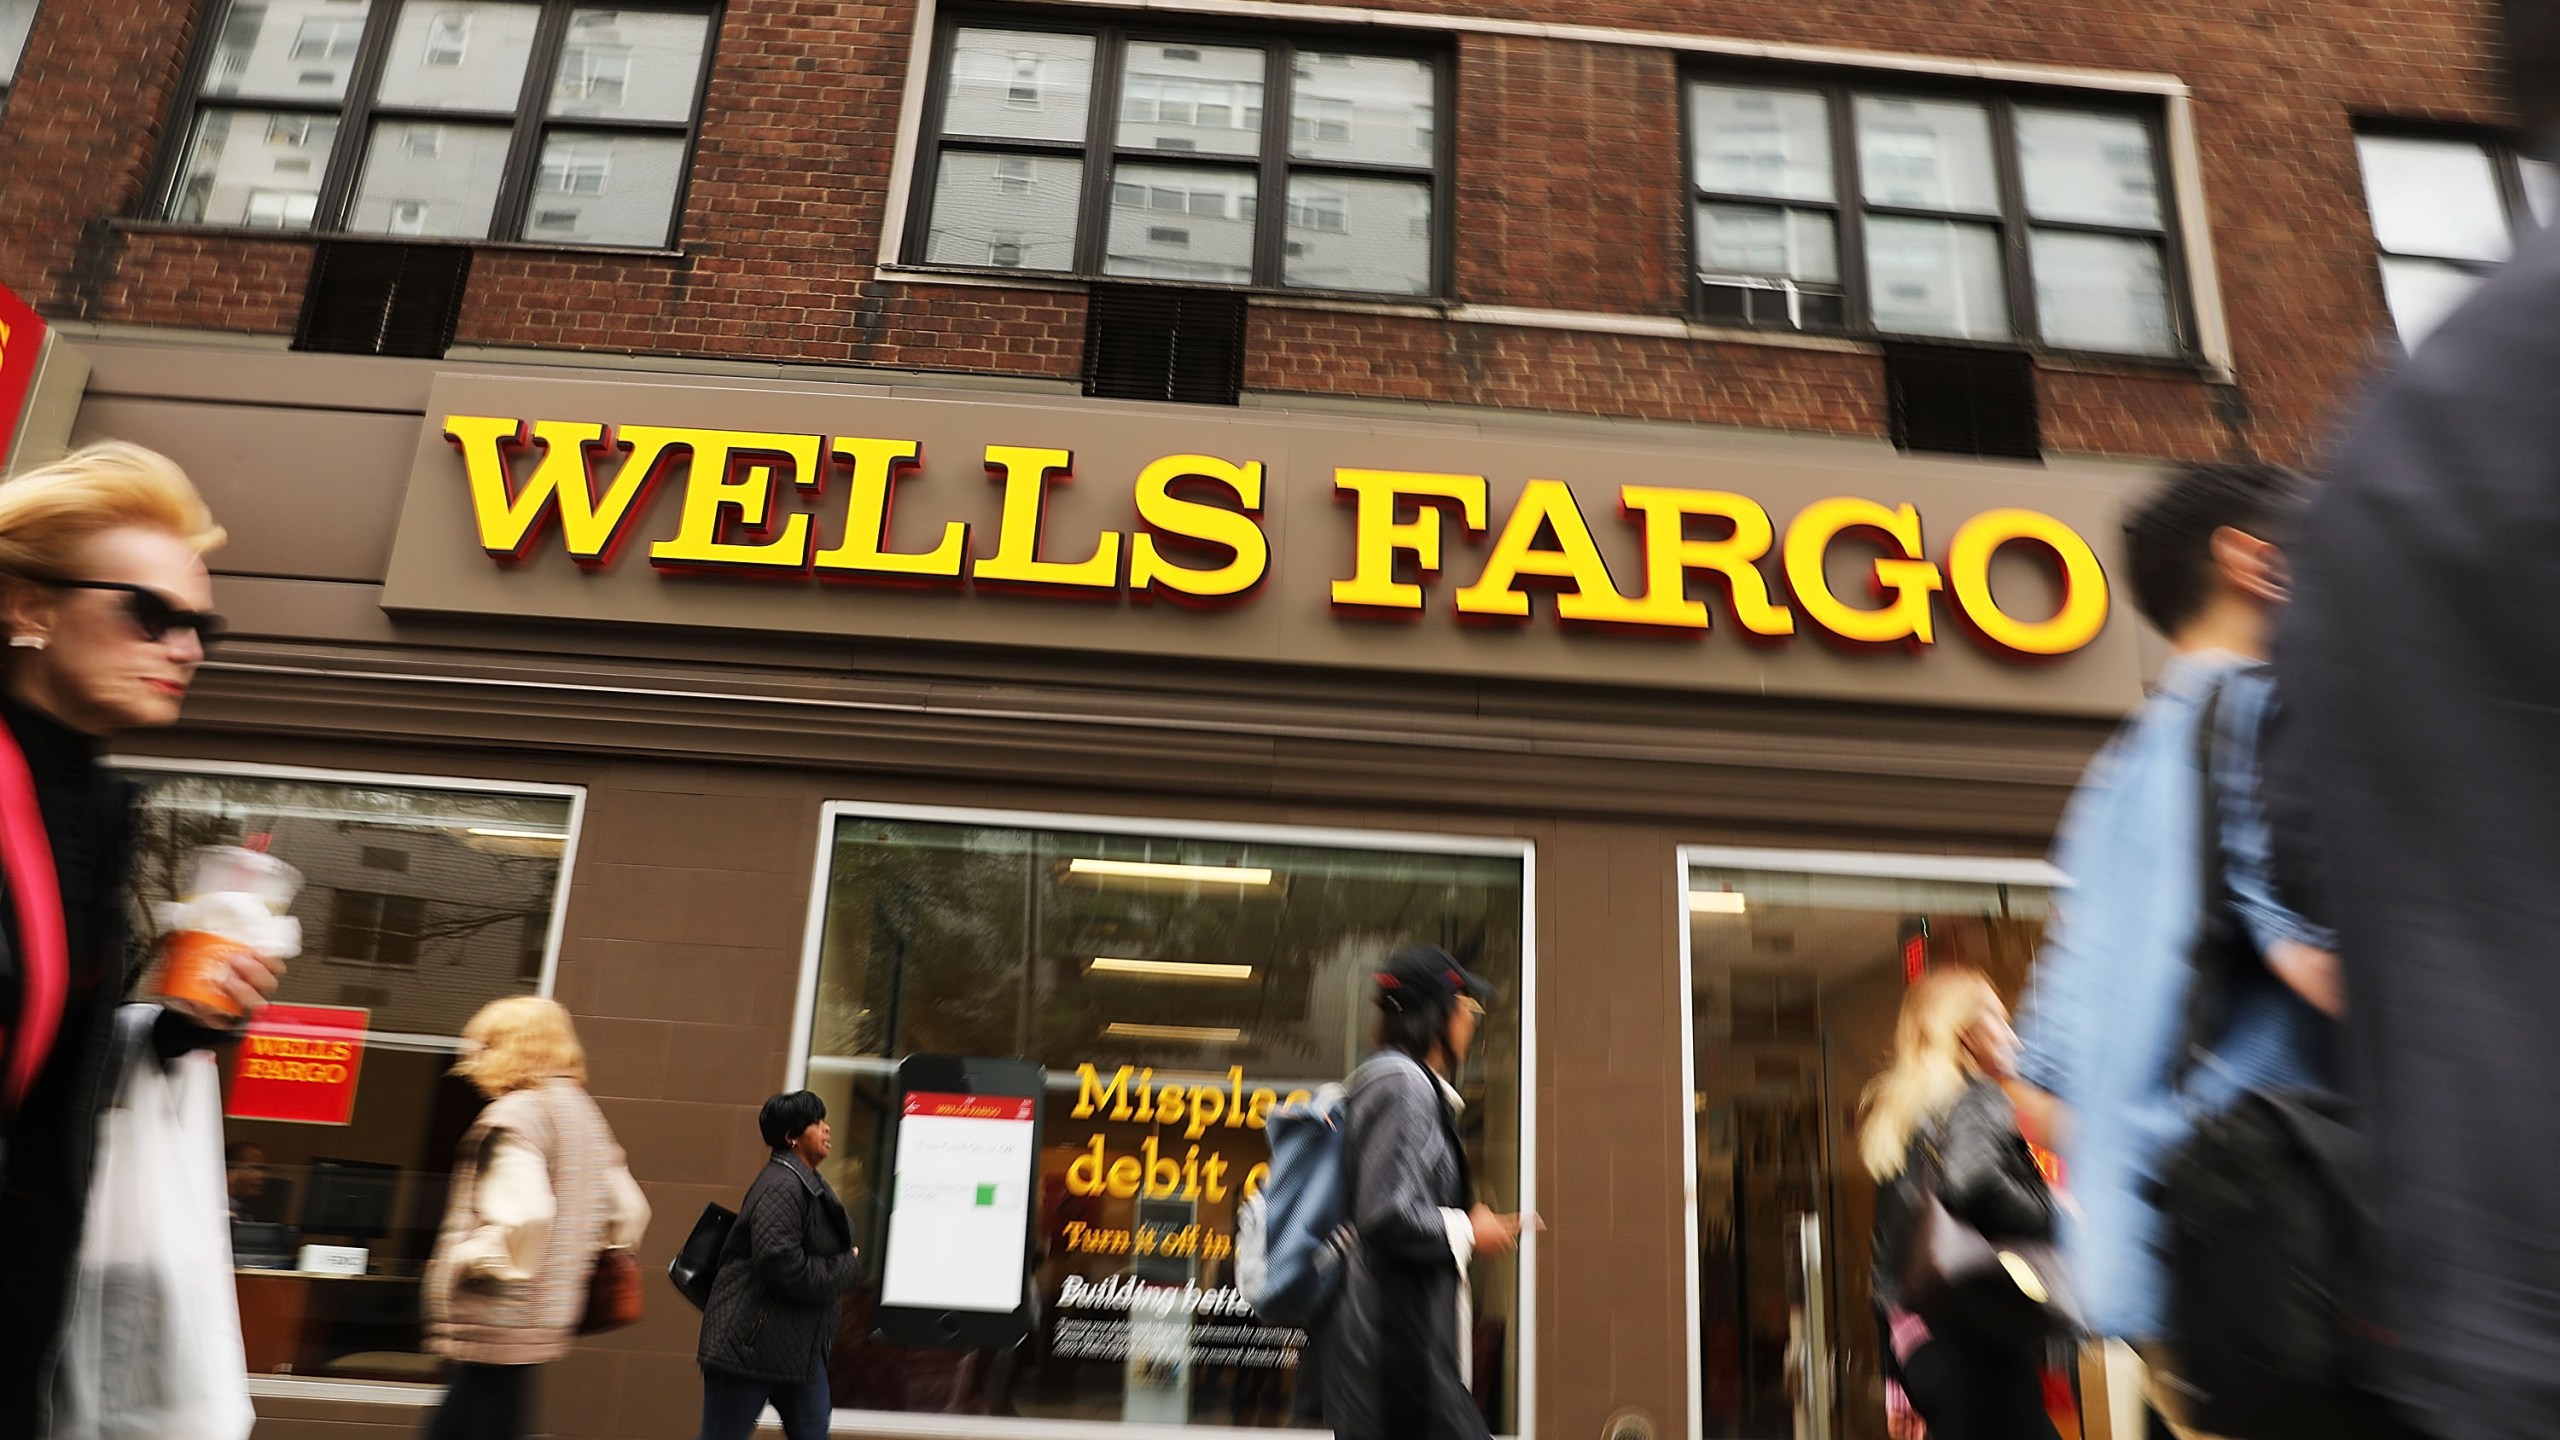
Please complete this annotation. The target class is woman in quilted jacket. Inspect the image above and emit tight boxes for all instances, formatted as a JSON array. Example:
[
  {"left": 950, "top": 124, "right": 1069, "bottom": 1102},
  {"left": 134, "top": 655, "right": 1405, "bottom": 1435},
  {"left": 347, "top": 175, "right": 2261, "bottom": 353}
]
[{"left": 695, "top": 1090, "right": 862, "bottom": 1440}]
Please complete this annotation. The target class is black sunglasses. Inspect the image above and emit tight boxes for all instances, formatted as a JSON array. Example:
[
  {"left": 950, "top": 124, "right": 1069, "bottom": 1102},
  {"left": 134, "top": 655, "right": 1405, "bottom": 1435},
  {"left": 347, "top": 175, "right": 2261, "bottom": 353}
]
[{"left": 40, "top": 580, "right": 226, "bottom": 649}]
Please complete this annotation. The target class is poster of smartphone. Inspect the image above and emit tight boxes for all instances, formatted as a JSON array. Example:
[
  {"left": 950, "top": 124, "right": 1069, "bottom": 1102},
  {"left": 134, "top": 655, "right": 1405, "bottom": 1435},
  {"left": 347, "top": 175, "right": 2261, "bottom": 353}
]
[{"left": 875, "top": 1055, "right": 1044, "bottom": 1348}]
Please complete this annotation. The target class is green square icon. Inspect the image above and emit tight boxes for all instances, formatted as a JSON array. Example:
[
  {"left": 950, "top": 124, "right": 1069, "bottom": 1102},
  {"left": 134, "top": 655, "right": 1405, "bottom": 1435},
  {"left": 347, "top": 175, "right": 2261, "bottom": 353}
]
[{"left": 975, "top": 1184, "right": 996, "bottom": 1207}]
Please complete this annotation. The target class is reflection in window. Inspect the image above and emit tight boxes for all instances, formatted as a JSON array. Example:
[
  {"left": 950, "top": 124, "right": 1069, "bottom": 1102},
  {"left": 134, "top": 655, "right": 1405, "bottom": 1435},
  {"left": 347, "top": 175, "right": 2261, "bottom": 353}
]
[
  {"left": 0, "top": 0, "right": 37, "bottom": 105},
  {"left": 2355, "top": 130, "right": 2550, "bottom": 351},
  {"left": 799, "top": 812, "right": 1528, "bottom": 1428},
  {"left": 164, "top": 0, "right": 708, "bottom": 246},
  {"left": 1687, "top": 77, "right": 2179, "bottom": 354},
  {"left": 122, "top": 766, "right": 577, "bottom": 1387},
  {"left": 917, "top": 25, "right": 1443, "bottom": 294},
  {"left": 1686, "top": 861, "right": 2054, "bottom": 1440}
]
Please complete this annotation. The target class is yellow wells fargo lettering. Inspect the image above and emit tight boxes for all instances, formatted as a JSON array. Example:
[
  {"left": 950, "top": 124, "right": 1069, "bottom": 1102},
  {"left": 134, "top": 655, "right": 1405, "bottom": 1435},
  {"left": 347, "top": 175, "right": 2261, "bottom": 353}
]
[{"left": 446, "top": 415, "right": 2111, "bottom": 658}]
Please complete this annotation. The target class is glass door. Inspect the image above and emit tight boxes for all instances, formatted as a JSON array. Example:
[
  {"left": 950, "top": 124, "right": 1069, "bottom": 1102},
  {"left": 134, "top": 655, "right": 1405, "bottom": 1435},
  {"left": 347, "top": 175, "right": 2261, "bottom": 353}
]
[{"left": 1683, "top": 855, "right": 2055, "bottom": 1440}]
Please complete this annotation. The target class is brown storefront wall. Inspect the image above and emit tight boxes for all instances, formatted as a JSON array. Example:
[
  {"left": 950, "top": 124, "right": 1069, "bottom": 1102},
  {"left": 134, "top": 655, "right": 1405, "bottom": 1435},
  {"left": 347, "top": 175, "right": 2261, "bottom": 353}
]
[{"left": 73, "top": 334, "right": 2117, "bottom": 1440}]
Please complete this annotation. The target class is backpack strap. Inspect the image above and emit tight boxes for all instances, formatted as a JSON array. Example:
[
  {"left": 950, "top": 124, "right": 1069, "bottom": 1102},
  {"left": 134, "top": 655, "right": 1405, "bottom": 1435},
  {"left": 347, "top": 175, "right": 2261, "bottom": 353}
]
[
  {"left": 0, "top": 716, "right": 68, "bottom": 1114},
  {"left": 2167, "top": 664, "right": 2265, "bottom": 1094}
]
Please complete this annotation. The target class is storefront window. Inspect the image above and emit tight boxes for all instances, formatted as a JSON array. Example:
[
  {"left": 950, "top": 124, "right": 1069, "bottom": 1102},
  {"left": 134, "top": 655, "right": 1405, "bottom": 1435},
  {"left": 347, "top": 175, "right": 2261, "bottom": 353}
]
[
  {"left": 798, "top": 807, "right": 1531, "bottom": 1431},
  {"left": 121, "top": 763, "right": 580, "bottom": 1384},
  {"left": 1680, "top": 855, "right": 2055, "bottom": 1440}
]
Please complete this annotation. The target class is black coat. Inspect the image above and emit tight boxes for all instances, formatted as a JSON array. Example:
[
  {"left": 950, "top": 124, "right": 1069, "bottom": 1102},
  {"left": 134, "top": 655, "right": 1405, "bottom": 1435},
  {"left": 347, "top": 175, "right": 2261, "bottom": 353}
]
[
  {"left": 1870, "top": 1079, "right": 2057, "bottom": 1316},
  {"left": 698, "top": 1153, "right": 861, "bottom": 1383},
  {"left": 2267, "top": 212, "right": 2560, "bottom": 1440},
  {"left": 0, "top": 699, "right": 215, "bottom": 1437},
  {"left": 1321, "top": 1050, "right": 1489, "bottom": 1440}
]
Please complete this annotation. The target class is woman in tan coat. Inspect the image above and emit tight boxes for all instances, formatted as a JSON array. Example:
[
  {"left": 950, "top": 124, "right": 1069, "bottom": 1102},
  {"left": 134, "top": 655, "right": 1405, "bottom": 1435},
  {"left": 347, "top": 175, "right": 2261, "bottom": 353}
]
[{"left": 422, "top": 996, "right": 649, "bottom": 1440}]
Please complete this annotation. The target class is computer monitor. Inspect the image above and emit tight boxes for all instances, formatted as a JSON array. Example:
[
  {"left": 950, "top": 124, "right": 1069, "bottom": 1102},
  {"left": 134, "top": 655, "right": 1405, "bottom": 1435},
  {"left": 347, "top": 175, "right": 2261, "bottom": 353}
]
[{"left": 300, "top": 1158, "right": 400, "bottom": 1241}]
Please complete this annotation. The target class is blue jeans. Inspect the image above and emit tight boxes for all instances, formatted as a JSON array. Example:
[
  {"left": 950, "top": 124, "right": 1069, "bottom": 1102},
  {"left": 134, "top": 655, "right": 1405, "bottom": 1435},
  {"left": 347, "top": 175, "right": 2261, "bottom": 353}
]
[{"left": 697, "top": 1361, "right": 833, "bottom": 1440}]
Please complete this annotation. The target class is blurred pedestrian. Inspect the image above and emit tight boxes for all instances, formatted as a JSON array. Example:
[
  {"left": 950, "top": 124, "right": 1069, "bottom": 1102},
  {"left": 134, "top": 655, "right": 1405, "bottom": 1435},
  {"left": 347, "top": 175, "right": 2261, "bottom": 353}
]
[
  {"left": 2265, "top": 8, "right": 2560, "bottom": 1437},
  {"left": 1321, "top": 942, "right": 1528, "bottom": 1440},
  {"left": 1865, "top": 967, "right": 2060, "bottom": 1440},
  {"left": 421, "top": 996, "right": 650, "bottom": 1440},
  {"left": 0, "top": 442, "right": 284, "bottom": 1435},
  {"left": 2007, "top": 461, "right": 2341, "bottom": 1439},
  {"left": 695, "top": 1090, "right": 861, "bottom": 1440}
]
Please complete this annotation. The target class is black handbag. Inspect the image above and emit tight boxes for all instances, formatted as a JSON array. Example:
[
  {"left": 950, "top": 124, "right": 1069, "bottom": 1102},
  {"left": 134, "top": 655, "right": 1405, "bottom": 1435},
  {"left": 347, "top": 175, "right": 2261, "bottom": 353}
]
[
  {"left": 1899, "top": 1137, "right": 2083, "bottom": 1360},
  {"left": 667, "top": 1201, "right": 737, "bottom": 1311},
  {"left": 2152, "top": 670, "right": 2392, "bottom": 1439}
]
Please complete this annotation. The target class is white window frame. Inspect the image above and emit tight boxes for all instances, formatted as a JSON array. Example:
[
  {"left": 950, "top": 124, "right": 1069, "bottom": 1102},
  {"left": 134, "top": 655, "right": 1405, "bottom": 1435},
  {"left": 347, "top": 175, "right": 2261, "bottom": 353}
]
[
  {"left": 788, "top": 798, "right": 1542, "bottom": 1440},
  {"left": 1673, "top": 844, "right": 2065, "bottom": 1440},
  {"left": 108, "top": 755, "right": 587, "bottom": 1405}
]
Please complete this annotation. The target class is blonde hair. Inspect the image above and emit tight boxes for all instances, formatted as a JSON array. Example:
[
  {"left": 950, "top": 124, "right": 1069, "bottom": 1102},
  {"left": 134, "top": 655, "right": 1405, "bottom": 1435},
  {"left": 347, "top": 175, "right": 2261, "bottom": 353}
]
[
  {"left": 454, "top": 996, "right": 587, "bottom": 1098},
  {"left": 1859, "top": 966, "right": 2000, "bottom": 1181},
  {"left": 0, "top": 442, "right": 226, "bottom": 586}
]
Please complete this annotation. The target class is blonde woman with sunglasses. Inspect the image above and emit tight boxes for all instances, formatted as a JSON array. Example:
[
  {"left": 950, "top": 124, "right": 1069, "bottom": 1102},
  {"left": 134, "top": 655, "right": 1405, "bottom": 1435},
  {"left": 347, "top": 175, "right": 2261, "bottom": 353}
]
[{"left": 0, "top": 443, "right": 282, "bottom": 1434}]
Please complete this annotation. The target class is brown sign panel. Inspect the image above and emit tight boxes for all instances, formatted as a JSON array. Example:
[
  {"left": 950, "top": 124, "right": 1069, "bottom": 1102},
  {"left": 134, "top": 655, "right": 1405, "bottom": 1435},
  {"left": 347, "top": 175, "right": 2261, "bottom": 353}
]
[{"left": 381, "top": 373, "right": 2146, "bottom": 716}]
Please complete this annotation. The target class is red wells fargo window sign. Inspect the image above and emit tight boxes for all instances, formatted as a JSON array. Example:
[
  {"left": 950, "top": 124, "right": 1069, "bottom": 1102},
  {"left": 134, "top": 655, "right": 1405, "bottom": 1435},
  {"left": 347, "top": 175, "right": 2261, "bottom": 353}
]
[{"left": 228, "top": 1005, "right": 369, "bottom": 1126}]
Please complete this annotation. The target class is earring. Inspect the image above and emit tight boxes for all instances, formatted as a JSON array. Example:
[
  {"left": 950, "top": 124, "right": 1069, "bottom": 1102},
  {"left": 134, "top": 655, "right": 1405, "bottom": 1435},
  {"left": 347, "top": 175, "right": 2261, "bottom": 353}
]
[{"left": 7, "top": 636, "right": 44, "bottom": 651}]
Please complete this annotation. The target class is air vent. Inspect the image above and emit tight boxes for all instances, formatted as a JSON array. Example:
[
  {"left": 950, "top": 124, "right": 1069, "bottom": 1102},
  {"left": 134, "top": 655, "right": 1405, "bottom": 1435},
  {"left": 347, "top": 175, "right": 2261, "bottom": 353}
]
[
  {"left": 1881, "top": 342, "right": 2041, "bottom": 461},
  {"left": 294, "top": 242, "right": 472, "bottom": 359},
  {"left": 1081, "top": 284, "right": 1248, "bottom": 406}
]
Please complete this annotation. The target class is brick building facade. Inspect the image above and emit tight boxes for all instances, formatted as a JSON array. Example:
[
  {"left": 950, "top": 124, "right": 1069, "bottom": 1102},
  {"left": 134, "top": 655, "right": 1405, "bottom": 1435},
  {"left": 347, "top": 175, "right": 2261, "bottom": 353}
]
[
  {"left": 0, "top": 0, "right": 2521, "bottom": 458},
  {"left": 0, "top": 2, "right": 2536, "bottom": 1439}
]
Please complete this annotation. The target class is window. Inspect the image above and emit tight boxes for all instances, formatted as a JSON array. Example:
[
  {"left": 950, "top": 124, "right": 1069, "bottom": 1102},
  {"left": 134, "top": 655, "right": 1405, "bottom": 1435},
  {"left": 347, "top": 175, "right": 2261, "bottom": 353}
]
[
  {"left": 0, "top": 0, "right": 40, "bottom": 114},
  {"left": 1684, "top": 77, "right": 2185, "bottom": 357},
  {"left": 292, "top": 14, "right": 366, "bottom": 61},
  {"left": 797, "top": 807, "right": 1531, "bottom": 1430},
  {"left": 160, "top": 0, "right": 712, "bottom": 249},
  {"left": 2354, "top": 128, "right": 2557, "bottom": 351},
  {"left": 329, "top": 889, "right": 429, "bottom": 965},
  {"left": 1680, "top": 851, "right": 2056, "bottom": 1439},
  {"left": 913, "top": 19, "right": 1446, "bottom": 295},
  {"left": 423, "top": 8, "right": 469, "bottom": 65},
  {"left": 120, "top": 763, "right": 577, "bottom": 1385}
]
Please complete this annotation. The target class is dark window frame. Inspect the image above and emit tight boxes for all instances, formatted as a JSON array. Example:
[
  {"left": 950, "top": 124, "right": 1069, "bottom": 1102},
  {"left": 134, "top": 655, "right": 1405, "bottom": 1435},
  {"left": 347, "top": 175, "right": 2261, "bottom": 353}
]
[
  {"left": 1680, "top": 65, "right": 2199, "bottom": 365},
  {"left": 147, "top": 0, "right": 721, "bottom": 250},
  {"left": 2351, "top": 118, "right": 2552, "bottom": 283},
  {"left": 904, "top": 4, "right": 1455, "bottom": 299}
]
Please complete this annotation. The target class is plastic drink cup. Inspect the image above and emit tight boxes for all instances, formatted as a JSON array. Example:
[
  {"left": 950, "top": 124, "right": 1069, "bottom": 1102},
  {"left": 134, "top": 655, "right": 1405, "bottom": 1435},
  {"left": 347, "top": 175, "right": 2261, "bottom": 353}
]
[{"left": 158, "top": 844, "right": 302, "bottom": 1022}]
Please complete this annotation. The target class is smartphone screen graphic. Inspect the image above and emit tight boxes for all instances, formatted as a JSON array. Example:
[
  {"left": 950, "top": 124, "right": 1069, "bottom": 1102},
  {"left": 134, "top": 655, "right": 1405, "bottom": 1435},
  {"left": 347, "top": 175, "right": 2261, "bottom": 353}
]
[{"left": 880, "top": 1090, "right": 1038, "bottom": 1314}]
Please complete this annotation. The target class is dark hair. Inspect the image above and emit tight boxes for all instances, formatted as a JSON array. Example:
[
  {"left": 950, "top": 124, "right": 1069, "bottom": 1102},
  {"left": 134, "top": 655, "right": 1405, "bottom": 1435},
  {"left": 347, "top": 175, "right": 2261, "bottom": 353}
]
[
  {"left": 1375, "top": 987, "right": 1455, "bottom": 1062},
  {"left": 2123, "top": 462, "right": 2312, "bottom": 636},
  {"left": 2509, "top": 1, "right": 2560, "bottom": 151},
  {"left": 759, "top": 1090, "right": 828, "bottom": 1151},
  {"left": 226, "top": 1141, "right": 263, "bottom": 1164}
]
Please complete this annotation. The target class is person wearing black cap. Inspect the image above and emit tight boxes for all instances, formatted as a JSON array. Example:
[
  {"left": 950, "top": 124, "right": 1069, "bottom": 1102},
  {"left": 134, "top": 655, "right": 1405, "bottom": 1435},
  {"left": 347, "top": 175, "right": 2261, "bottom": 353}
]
[{"left": 1321, "top": 943, "right": 1532, "bottom": 1440}]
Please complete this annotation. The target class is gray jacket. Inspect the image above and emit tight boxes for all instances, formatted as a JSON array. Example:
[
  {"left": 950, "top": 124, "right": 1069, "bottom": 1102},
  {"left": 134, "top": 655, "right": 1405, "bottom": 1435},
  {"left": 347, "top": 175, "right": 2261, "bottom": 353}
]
[{"left": 1320, "top": 1051, "right": 1490, "bottom": 1440}]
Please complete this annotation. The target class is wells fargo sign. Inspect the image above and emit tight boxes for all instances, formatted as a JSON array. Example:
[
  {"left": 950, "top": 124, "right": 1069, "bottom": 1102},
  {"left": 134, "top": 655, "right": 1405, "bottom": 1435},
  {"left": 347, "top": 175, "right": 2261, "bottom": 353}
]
[
  {"left": 227, "top": 1004, "right": 369, "bottom": 1126},
  {"left": 385, "top": 375, "right": 2146, "bottom": 715}
]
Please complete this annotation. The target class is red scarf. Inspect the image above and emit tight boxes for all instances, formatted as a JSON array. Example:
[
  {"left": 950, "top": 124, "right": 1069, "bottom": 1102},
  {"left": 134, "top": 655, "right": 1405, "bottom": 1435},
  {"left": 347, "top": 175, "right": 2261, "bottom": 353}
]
[{"left": 0, "top": 715, "right": 69, "bottom": 1113}]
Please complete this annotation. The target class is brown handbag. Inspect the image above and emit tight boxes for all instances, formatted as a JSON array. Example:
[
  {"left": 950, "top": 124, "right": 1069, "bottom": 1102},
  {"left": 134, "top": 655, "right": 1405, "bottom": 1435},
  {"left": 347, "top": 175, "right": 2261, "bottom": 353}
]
[{"left": 579, "top": 1246, "right": 644, "bottom": 1335}]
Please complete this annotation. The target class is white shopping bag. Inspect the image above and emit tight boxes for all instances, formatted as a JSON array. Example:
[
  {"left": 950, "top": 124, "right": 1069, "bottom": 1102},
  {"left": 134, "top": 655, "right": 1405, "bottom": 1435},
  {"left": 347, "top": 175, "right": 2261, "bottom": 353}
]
[{"left": 50, "top": 1006, "right": 253, "bottom": 1440}]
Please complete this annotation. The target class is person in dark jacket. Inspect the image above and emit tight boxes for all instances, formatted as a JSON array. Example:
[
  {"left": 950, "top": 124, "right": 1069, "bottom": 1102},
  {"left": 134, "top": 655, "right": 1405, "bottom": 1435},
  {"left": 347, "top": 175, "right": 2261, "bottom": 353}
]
[
  {"left": 1322, "top": 943, "right": 1530, "bottom": 1440},
  {"left": 697, "top": 1090, "right": 862, "bottom": 1440},
  {"left": 1863, "top": 966, "right": 2059, "bottom": 1440},
  {"left": 2264, "top": 9, "right": 2560, "bottom": 1438},
  {"left": 0, "top": 443, "right": 285, "bottom": 1436}
]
